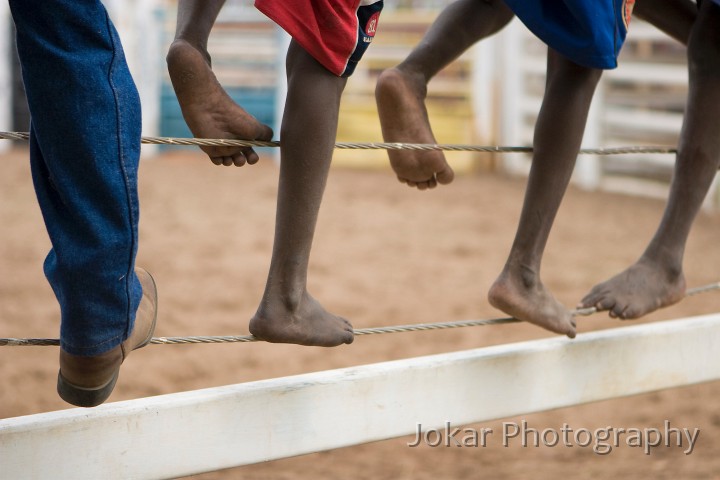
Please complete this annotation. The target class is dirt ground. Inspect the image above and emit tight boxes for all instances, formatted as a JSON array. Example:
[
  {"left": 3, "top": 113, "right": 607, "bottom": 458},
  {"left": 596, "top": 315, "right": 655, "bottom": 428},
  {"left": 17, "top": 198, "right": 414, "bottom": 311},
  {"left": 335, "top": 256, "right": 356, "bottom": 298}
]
[{"left": 1, "top": 147, "right": 719, "bottom": 479}]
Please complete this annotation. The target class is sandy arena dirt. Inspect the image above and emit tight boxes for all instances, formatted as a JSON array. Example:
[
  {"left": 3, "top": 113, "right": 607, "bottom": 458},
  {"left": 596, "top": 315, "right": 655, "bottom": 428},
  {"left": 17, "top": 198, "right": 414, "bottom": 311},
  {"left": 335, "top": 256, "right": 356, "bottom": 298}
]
[{"left": 1, "top": 147, "right": 719, "bottom": 479}]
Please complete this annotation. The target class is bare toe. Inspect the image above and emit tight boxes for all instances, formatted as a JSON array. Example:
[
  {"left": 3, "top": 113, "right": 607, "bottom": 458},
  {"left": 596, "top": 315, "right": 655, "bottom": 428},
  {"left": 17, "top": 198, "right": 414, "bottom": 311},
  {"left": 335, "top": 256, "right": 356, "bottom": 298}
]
[{"left": 582, "top": 261, "right": 686, "bottom": 320}]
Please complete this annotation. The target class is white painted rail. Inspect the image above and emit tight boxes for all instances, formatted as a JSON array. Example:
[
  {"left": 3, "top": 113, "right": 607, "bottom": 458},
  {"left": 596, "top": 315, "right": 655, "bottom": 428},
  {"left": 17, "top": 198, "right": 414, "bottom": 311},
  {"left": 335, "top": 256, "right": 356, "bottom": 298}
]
[{"left": 2, "top": 313, "right": 720, "bottom": 479}]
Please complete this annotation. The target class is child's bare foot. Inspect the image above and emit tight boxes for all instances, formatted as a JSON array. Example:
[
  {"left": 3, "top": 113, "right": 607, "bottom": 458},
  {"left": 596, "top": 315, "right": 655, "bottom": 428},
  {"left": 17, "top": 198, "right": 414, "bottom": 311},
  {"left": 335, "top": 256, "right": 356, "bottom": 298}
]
[
  {"left": 580, "top": 260, "right": 686, "bottom": 319},
  {"left": 488, "top": 268, "right": 576, "bottom": 338},
  {"left": 375, "top": 67, "right": 454, "bottom": 190},
  {"left": 167, "top": 39, "right": 274, "bottom": 167},
  {"left": 249, "top": 291, "right": 355, "bottom": 347}
]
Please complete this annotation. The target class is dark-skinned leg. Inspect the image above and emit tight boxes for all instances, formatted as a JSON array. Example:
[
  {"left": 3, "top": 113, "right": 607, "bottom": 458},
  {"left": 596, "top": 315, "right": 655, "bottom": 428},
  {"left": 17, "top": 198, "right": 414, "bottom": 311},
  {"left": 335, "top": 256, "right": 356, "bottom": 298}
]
[
  {"left": 488, "top": 50, "right": 602, "bottom": 338},
  {"left": 581, "top": 0, "right": 720, "bottom": 319},
  {"left": 167, "top": 0, "right": 273, "bottom": 166},
  {"left": 249, "top": 40, "right": 354, "bottom": 346},
  {"left": 375, "top": 0, "right": 514, "bottom": 190},
  {"left": 634, "top": 0, "right": 696, "bottom": 44}
]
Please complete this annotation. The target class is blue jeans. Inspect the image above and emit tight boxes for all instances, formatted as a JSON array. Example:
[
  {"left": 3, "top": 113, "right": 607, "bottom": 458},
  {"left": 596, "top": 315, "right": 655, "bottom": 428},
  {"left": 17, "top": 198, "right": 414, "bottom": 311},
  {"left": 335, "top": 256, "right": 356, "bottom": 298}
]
[{"left": 9, "top": 0, "right": 143, "bottom": 356}]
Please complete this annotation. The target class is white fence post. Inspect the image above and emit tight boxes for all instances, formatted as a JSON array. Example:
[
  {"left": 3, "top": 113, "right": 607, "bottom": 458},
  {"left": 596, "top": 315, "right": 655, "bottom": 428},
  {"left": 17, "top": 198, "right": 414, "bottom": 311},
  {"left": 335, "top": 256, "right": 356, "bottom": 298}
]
[
  {"left": 274, "top": 26, "right": 290, "bottom": 164},
  {"left": 105, "top": 0, "right": 163, "bottom": 157},
  {"left": 470, "top": 35, "right": 496, "bottom": 145},
  {"left": 704, "top": 172, "right": 720, "bottom": 211},
  {"left": 574, "top": 77, "right": 603, "bottom": 190},
  {"left": 498, "top": 18, "right": 528, "bottom": 175},
  {"left": 0, "top": 3, "right": 11, "bottom": 152}
]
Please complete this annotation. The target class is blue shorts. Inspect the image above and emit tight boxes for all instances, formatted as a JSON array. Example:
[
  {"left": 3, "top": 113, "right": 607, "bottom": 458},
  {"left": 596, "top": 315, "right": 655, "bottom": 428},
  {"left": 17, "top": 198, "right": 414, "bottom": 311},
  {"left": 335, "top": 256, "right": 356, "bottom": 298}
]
[{"left": 504, "top": 0, "right": 635, "bottom": 69}]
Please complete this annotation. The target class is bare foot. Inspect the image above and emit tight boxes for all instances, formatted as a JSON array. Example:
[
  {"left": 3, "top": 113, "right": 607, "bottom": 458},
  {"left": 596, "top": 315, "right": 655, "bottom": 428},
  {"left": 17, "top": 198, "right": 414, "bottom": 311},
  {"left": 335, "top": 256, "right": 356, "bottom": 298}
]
[
  {"left": 488, "top": 269, "right": 577, "bottom": 338},
  {"left": 375, "top": 68, "right": 454, "bottom": 190},
  {"left": 249, "top": 291, "right": 354, "bottom": 347},
  {"left": 580, "top": 260, "right": 686, "bottom": 319},
  {"left": 166, "top": 39, "right": 274, "bottom": 166}
]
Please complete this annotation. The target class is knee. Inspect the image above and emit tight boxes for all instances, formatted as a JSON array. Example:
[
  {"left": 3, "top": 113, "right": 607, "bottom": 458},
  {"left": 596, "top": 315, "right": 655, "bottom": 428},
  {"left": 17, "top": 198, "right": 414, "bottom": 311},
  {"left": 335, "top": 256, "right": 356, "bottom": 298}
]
[
  {"left": 688, "top": 38, "right": 720, "bottom": 79},
  {"left": 483, "top": 0, "right": 515, "bottom": 30},
  {"left": 549, "top": 53, "right": 602, "bottom": 90},
  {"left": 573, "top": 64, "right": 602, "bottom": 89},
  {"left": 687, "top": 5, "right": 720, "bottom": 78}
]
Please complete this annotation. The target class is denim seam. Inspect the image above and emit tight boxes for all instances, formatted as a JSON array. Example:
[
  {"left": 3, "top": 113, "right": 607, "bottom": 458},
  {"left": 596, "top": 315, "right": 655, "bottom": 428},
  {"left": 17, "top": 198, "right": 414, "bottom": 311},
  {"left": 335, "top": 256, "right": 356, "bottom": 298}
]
[{"left": 104, "top": 10, "right": 138, "bottom": 343}]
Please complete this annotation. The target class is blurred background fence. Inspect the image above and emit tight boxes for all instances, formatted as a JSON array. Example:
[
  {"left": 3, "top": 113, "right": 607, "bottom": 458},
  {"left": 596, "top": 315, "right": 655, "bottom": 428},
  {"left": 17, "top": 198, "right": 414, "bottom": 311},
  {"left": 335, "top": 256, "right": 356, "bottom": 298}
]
[{"left": 0, "top": 0, "right": 716, "bottom": 207}]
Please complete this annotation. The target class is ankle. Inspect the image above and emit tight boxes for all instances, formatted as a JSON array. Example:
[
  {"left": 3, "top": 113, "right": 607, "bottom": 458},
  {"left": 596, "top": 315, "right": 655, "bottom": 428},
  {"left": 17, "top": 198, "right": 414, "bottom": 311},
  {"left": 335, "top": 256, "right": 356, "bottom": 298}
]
[
  {"left": 639, "top": 242, "right": 684, "bottom": 276},
  {"left": 637, "top": 254, "right": 684, "bottom": 283},
  {"left": 262, "top": 283, "right": 307, "bottom": 313},
  {"left": 501, "top": 259, "right": 541, "bottom": 290}
]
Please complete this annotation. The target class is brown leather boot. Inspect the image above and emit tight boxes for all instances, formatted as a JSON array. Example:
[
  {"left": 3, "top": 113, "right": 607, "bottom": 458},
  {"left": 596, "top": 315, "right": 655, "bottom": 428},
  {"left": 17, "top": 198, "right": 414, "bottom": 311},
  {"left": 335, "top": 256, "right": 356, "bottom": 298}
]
[{"left": 57, "top": 268, "right": 158, "bottom": 407}]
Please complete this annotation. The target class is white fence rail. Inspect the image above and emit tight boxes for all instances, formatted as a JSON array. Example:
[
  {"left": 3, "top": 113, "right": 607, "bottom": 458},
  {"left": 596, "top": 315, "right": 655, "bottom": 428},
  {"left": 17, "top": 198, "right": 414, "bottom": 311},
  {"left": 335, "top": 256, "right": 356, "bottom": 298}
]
[{"left": 2, "top": 313, "right": 720, "bottom": 479}]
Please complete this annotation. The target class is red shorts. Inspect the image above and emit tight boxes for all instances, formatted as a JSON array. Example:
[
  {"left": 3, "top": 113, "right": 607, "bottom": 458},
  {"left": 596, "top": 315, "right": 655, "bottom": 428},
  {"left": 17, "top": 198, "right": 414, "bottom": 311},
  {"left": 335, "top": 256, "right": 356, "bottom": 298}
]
[{"left": 255, "top": 0, "right": 383, "bottom": 77}]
